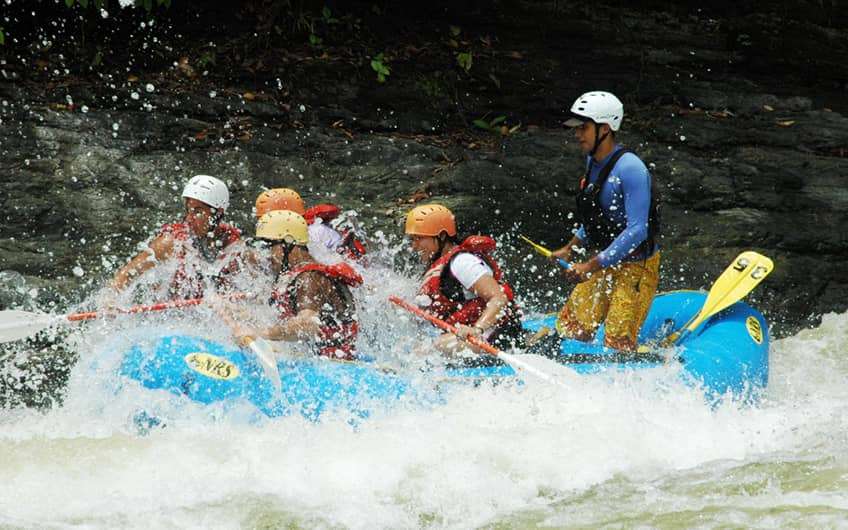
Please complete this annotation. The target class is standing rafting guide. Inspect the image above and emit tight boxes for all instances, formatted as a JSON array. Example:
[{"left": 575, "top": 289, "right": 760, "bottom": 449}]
[{"left": 549, "top": 91, "right": 661, "bottom": 352}]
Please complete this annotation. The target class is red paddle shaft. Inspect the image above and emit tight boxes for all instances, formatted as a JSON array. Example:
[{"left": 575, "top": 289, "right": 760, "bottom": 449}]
[{"left": 388, "top": 295, "right": 501, "bottom": 356}]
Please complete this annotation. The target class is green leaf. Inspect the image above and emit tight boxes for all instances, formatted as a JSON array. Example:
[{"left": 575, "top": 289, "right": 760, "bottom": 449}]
[
  {"left": 456, "top": 51, "right": 472, "bottom": 72},
  {"left": 490, "top": 115, "right": 506, "bottom": 126},
  {"left": 371, "top": 55, "right": 390, "bottom": 83},
  {"left": 322, "top": 6, "right": 331, "bottom": 19},
  {"left": 142, "top": 0, "right": 153, "bottom": 11},
  {"left": 79, "top": 0, "right": 88, "bottom": 7},
  {"left": 472, "top": 119, "right": 491, "bottom": 131},
  {"left": 309, "top": 33, "right": 322, "bottom": 46},
  {"left": 0, "top": 29, "right": 5, "bottom": 46},
  {"left": 450, "top": 25, "right": 461, "bottom": 37},
  {"left": 65, "top": 0, "right": 75, "bottom": 7}
]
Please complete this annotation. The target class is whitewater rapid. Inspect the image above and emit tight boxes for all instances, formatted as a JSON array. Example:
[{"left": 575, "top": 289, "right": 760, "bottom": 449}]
[{"left": 1, "top": 251, "right": 846, "bottom": 529}]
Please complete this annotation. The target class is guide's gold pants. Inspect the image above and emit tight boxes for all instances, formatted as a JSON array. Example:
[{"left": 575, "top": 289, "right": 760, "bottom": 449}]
[{"left": 556, "top": 253, "right": 660, "bottom": 351}]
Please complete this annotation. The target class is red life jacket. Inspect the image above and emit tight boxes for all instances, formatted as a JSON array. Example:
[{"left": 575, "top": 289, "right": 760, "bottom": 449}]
[
  {"left": 305, "top": 204, "right": 367, "bottom": 261},
  {"left": 304, "top": 204, "right": 341, "bottom": 225},
  {"left": 417, "top": 235, "right": 519, "bottom": 328},
  {"left": 159, "top": 222, "right": 241, "bottom": 299},
  {"left": 269, "top": 262, "right": 364, "bottom": 361}
]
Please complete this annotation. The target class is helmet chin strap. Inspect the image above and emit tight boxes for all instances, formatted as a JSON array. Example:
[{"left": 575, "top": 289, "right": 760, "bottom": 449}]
[
  {"left": 590, "top": 122, "right": 610, "bottom": 158},
  {"left": 431, "top": 234, "right": 449, "bottom": 266},
  {"left": 272, "top": 241, "right": 296, "bottom": 283}
]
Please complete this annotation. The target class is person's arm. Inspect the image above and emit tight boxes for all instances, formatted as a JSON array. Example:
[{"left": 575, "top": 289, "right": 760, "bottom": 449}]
[
  {"left": 109, "top": 234, "right": 175, "bottom": 293},
  {"left": 260, "top": 272, "right": 332, "bottom": 341},
  {"left": 461, "top": 275, "right": 508, "bottom": 335},
  {"left": 433, "top": 254, "right": 508, "bottom": 353},
  {"left": 595, "top": 158, "right": 651, "bottom": 269}
]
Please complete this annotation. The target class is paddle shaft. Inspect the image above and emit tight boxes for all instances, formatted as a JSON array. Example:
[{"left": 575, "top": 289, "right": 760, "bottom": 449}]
[
  {"left": 388, "top": 296, "right": 562, "bottom": 383},
  {"left": 66, "top": 297, "right": 209, "bottom": 322},
  {"left": 388, "top": 296, "right": 500, "bottom": 356}
]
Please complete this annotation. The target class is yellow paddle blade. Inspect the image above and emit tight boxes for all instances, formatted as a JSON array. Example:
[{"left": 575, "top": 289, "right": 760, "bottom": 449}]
[
  {"left": 662, "top": 251, "right": 773, "bottom": 346},
  {"left": 519, "top": 234, "right": 553, "bottom": 258},
  {"left": 687, "top": 251, "right": 773, "bottom": 332}
]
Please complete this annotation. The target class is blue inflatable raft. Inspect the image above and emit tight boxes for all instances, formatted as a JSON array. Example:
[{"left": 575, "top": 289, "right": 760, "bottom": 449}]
[{"left": 118, "top": 291, "right": 769, "bottom": 421}]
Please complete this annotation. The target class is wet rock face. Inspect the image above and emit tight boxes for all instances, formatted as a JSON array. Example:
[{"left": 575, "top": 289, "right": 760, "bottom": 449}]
[{"left": 1, "top": 0, "right": 847, "bottom": 343}]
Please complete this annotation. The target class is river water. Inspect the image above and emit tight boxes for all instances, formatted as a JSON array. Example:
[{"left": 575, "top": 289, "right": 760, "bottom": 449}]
[{"left": 1, "top": 252, "right": 846, "bottom": 529}]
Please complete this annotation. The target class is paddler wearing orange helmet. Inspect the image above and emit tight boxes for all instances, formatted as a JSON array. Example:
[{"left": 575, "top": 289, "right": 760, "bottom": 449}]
[
  {"left": 404, "top": 204, "right": 523, "bottom": 355},
  {"left": 255, "top": 188, "right": 366, "bottom": 260}
]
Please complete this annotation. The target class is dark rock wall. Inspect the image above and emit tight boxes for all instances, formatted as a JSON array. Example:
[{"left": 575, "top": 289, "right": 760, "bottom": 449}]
[{"left": 1, "top": 0, "right": 847, "bottom": 340}]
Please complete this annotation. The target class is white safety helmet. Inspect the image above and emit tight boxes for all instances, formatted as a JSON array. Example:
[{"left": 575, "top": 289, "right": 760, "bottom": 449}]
[
  {"left": 181, "top": 174, "right": 229, "bottom": 210},
  {"left": 564, "top": 91, "right": 624, "bottom": 131}
]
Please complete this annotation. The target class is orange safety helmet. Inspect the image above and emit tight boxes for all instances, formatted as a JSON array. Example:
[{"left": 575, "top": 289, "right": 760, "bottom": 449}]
[
  {"left": 255, "top": 188, "right": 306, "bottom": 218},
  {"left": 404, "top": 204, "right": 457, "bottom": 237}
]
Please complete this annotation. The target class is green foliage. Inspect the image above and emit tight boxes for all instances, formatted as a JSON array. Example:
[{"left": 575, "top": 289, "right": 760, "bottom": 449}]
[
  {"left": 196, "top": 48, "right": 216, "bottom": 68},
  {"left": 321, "top": 6, "right": 339, "bottom": 24},
  {"left": 417, "top": 74, "right": 446, "bottom": 101},
  {"left": 456, "top": 51, "right": 472, "bottom": 73},
  {"left": 473, "top": 115, "right": 505, "bottom": 131},
  {"left": 0, "top": 28, "right": 4, "bottom": 46},
  {"left": 370, "top": 53, "right": 390, "bottom": 83},
  {"left": 472, "top": 114, "right": 521, "bottom": 136},
  {"left": 306, "top": 6, "right": 342, "bottom": 48}
]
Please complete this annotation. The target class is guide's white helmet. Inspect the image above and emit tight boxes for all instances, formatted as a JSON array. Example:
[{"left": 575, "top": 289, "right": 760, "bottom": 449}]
[
  {"left": 181, "top": 175, "right": 229, "bottom": 210},
  {"left": 564, "top": 91, "right": 624, "bottom": 131}
]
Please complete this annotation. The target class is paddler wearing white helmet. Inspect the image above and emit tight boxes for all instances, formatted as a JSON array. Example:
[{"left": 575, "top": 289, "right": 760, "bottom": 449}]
[{"left": 102, "top": 174, "right": 242, "bottom": 302}]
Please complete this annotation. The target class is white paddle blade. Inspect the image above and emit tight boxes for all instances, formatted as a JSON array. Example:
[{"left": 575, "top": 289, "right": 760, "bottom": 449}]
[
  {"left": 0, "top": 311, "right": 63, "bottom": 343},
  {"left": 248, "top": 337, "right": 282, "bottom": 392},
  {"left": 501, "top": 352, "right": 574, "bottom": 389}
]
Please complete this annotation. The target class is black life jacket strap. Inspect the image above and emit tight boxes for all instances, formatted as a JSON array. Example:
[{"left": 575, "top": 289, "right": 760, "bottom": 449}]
[{"left": 586, "top": 148, "right": 631, "bottom": 194}]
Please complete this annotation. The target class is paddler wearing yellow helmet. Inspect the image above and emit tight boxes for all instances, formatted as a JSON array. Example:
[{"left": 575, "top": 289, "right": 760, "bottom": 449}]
[
  {"left": 254, "top": 188, "right": 366, "bottom": 260},
  {"left": 403, "top": 204, "right": 523, "bottom": 357},
  {"left": 226, "top": 210, "right": 364, "bottom": 361}
]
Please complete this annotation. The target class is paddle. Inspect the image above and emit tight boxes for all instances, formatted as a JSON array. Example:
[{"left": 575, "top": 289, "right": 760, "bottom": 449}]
[
  {"left": 388, "top": 295, "right": 572, "bottom": 387},
  {"left": 0, "top": 297, "right": 221, "bottom": 344},
  {"left": 519, "top": 235, "right": 572, "bottom": 269},
  {"left": 240, "top": 336, "right": 282, "bottom": 392},
  {"left": 662, "top": 251, "right": 774, "bottom": 346}
]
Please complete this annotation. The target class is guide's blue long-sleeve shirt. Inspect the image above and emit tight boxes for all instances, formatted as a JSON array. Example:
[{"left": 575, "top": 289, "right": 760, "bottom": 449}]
[{"left": 575, "top": 145, "right": 655, "bottom": 268}]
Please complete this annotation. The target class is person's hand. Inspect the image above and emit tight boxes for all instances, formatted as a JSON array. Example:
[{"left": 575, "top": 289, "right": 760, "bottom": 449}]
[
  {"left": 94, "top": 289, "right": 123, "bottom": 319},
  {"left": 563, "top": 258, "right": 601, "bottom": 283},
  {"left": 434, "top": 332, "right": 461, "bottom": 354},
  {"left": 454, "top": 324, "right": 483, "bottom": 340},
  {"left": 232, "top": 324, "right": 259, "bottom": 348},
  {"left": 550, "top": 246, "right": 572, "bottom": 264}
]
